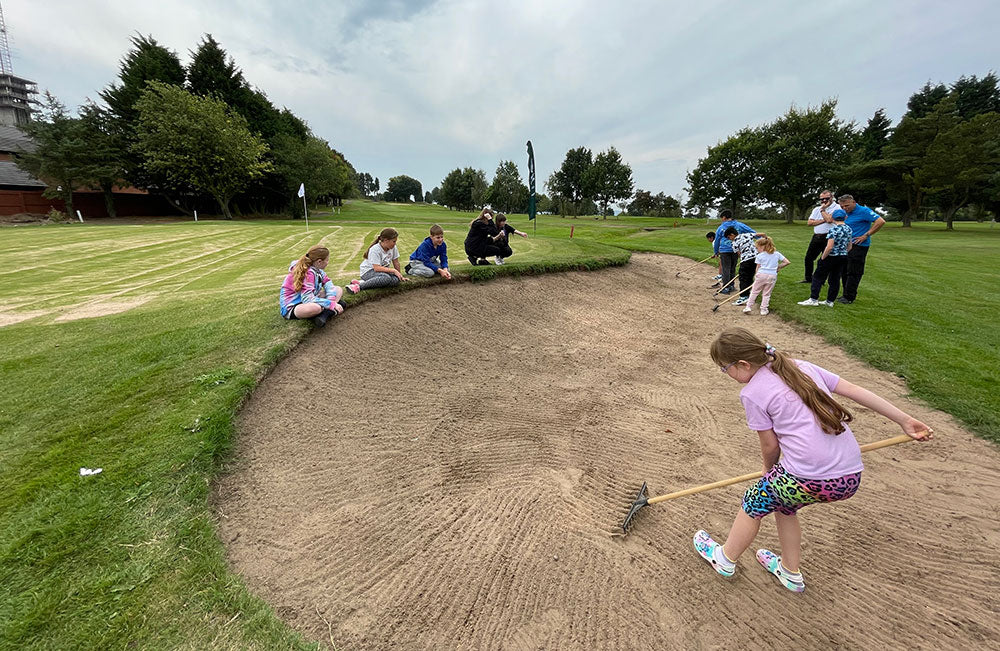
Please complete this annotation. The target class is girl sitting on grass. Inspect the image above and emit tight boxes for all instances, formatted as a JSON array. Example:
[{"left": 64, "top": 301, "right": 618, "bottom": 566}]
[
  {"left": 279, "top": 245, "right": 345, "bottom": 327},
  {"left": 354, "top": 227, "right": 408, "bottom": 291},
  {"left": 694, "top": 327, "right": 932, "bottom": 592}
]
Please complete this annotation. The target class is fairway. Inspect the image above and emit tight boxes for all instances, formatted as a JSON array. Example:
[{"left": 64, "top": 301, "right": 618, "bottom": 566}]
[{"left": 2, "top": 205, "right": 999, "bottom": 649}]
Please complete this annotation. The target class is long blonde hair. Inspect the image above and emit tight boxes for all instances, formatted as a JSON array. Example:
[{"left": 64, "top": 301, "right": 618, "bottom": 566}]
[
  {"left": 710, "top": 328, "right": 853, "bottom": 435},
  {"left": 292, "top": 245, "right": 329, "bottom": 291},
  {"left": 755, "top": 235, "right": 775, "bottom": 254},
  {"left": 363, "top": 227, "right": 398, "bottom": 259}
]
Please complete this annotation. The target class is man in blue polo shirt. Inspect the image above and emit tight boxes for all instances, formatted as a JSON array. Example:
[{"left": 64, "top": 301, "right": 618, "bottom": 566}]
[
  {"left": 838, "top": 194, "right": 886, "bottom": 304},
  {"left": 713, "top": 209, "right": 755, "bottom": 294}
]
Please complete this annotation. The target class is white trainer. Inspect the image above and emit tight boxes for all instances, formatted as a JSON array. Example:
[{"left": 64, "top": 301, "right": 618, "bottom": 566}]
[
  {"left": 495, "top": 257, "right": 505, "bottom": 265},
  {"left": 823, "top": 300, "right": 834, "bottom": 307},
  {"left": 797, "top": 298, "right": 820, "bottom": 306}
]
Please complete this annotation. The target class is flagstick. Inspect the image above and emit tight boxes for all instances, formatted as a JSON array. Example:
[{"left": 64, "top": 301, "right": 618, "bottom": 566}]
[{"left": 303, "top": 194, "right": 309, "bottom": 232}]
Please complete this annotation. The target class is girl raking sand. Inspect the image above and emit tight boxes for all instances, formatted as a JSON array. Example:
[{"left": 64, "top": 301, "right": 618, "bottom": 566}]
[{"left": 694, "top": 328, "right": 932, "bottom": 592}]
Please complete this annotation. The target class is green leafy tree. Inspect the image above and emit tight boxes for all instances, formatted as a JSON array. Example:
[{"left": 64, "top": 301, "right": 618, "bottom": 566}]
[
  {"left": 385, "top": 175, "right": 422, "bottom": 202},
  {"left": 272, "top": 135, "right": 353, "bottom": 216},
  {"left": 15, "top": 93, "right": 90, "bottom": 218},
  {"left": 686, "top": 127, "right": 765, "bottom": 218},
  {"left": 486, "top": 160, "right": 529, "bottom": 213},
  {"left": 584, "top": 146, "right": 633, "bottom": 219},
  {"left": 550, "top": 147, "right": 594, "bottom": 216},
  {"left": 134, "top": 82, "right": 271, "bottom": 219},
  {"left": 424, "top": 191, "right": 432, "bottom": 203},
  {"left": 758, "top": 101, "right": 854, "bottom": 222}
]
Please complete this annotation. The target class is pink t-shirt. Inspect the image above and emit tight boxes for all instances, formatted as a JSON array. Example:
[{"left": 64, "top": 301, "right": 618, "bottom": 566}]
[{"left": 739, "top": 360, "right": 863, "bottom": 479}]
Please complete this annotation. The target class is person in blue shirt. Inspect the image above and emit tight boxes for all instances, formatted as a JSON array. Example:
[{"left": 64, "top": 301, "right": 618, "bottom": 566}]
[
  {"left": 406, "top": 224, "right": 452, "bottom": 280},
  {"left": 713, "top": 210, "right": 755, "bottom": 294},
  {"left": 838, "top": 194, "right": 885, "bottom": 304}
]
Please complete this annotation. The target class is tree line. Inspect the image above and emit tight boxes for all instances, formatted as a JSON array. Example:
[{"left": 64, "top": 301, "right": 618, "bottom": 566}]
[
  {"left": 685, "top": 73, "right": 1000, "bottom": 229},
  {"left": 17, "top": 34, "right": 362, "bottom": 219}
]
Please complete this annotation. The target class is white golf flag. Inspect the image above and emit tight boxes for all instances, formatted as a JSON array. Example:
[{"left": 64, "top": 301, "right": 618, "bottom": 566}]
[{"left": 297, "top": 183, "right": 305, "bottom": 198}]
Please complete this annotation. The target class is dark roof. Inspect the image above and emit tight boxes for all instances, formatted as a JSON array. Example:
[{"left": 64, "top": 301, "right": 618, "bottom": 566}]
[
  {"left": 0, "top": 125, "right": 36, "bottom": 153},
  {"left": 0, "top": 159, "right": 46, "bottom": 188}
]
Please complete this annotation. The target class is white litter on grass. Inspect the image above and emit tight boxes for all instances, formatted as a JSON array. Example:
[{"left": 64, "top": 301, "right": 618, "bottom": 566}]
[{"left": 80, "top": 467, "right": 103, "bottom": 476}]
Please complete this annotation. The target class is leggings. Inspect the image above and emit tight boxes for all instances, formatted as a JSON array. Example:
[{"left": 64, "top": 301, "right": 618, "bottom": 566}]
[
  {"left": 358, "top": 269, "right": 400, "bottom": 290},
  {"left": 742, "top": 463, "right": 862, "bottom": 519}
]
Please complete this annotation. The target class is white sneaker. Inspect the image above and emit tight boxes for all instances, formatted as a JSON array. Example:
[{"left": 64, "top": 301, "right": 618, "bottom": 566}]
[
  {"left": 713, "top": 274, "right": 723, "bottom": 280},
  {"left": 495, "top": 257, "right": 505, "bottom": 265},
  {"left": 743, "top": 305, "right": 752, "bottom": 314},
  {"left": 797, "top": 298, "right": 820, "bottom": 306},
  {"left": 760, "top": 308, "right": 769, "bottom": 316},
  {"left": 733, "top": 297, "right": 748, "bottom": 306},
  {"left": 823, "top": 300, "right": 834, "bottom": 307}
]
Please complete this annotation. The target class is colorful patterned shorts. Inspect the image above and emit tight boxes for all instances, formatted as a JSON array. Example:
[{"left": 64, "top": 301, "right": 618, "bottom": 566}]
[{"left": 742, "top": 463, "right": 862, "bottom": 519}]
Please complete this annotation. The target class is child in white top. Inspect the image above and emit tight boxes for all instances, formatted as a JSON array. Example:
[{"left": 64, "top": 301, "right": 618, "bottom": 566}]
[
  {"left": 743, "top": 236, "right": 789, "bottom": 316},
  {"left": 695, "top": 328, "right": 932, "bottom": 592},
  {"left": 354, "top": 227, "right": 409, "bottom": 292}
]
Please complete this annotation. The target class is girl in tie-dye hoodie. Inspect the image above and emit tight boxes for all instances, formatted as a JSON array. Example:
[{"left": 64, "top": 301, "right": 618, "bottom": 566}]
[{"left": 279, "top": 245, "right": 351, "bottom": 327}]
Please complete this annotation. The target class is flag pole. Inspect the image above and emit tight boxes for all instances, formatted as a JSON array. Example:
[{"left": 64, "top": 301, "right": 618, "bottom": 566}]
[{"left": 303, "top": 194, "right": 309, "bottom": 232}]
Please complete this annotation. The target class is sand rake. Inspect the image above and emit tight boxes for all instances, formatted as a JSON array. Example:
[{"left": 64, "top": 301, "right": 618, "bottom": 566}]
[
  {"left": 711, "top": 289, "right": 743, "bottom": 312},
  {"left": 617, "top": 433, "right": 922, "bottom": 536},
  {"left": 675, "top": 255, "right": 714, "bottom": 278},
  {"left": 712, "top": 276, "right": 738, "bottom": 297}
]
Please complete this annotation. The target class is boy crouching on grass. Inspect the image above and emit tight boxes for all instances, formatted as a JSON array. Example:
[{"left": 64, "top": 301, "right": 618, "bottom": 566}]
[{"left": 405, "top": 224, "right": 452, "bottom": 280}]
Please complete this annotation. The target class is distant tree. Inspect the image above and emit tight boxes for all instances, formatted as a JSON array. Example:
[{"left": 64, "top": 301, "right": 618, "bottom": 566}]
[
  {"left": 627, "top": 189, "right": 680, "bottom": 218},
  {"left": 385, "top": 175, "right": 422, "bottom": 202},
  {"left": 134, "top": 82, "right": 271, "bottom": 219},
  {"left": 584, "top": 146, "right": 633, "bottom": 219},
  {"left": 441, "top": 167, "right": 487, "bottom": 210},
  {"left": 486, "top": 160, "right": 529, "bottom": 213},
  {"left": 905, "top": 81, "right": 949, "bottom": 119},
  {"left": 918, "top": 112, "right": 1000, "bottom": 229},
  {"left": 15, "top": 93, "right": 90, "bottom": 218},
  {"left": 429, "top": 186, "right": 440, "bottom": 203},
  {"left": 550, "top": 147, "right": 594, "bottom": 216},
  {"left": 272, "top": 135, "right": 353, "bottom": 216},
  {"left": 374, "top": 177, "right": 380, "bottom": 195},
  {"left": 424, "top": 191, "right": 432, "bottom": 203}
]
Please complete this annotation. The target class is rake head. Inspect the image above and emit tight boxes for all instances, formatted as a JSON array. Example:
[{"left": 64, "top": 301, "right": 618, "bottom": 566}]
[
  {"left": 619, "top": 482, "right": 650, "bottom": 535},
  {"left": 712, "top": 304, "right": 721, "bottom": 312}
]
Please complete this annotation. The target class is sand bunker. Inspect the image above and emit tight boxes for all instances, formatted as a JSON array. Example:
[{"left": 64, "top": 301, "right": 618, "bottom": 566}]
[{"left": 215, "top": 254, "right": 1000, "bottom": 649}]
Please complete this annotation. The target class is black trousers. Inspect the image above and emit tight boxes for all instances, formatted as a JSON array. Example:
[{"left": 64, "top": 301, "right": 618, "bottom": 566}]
[
  {"left": 465, "top": 243, "right": 504, "bottom": 259},
  {"left": 842, "top": 245, "right": 870, "bottom": 301},
  {"left": 803, "top": 233, "right": 828, "bottom": 282},
  {"left": 810, "top": 255, "right": 848, "bottom": 302},
  {"left": 720, "top": 252, "right": 738, "bottom": 290},
  {"left": 738, "top": 259, "right": 756, "bottom": 297}
]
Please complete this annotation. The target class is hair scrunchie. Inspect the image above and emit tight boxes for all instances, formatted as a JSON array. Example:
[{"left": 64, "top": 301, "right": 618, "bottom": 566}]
[{"left": 764, "top": 343, "right": 776, "bottom": 357}]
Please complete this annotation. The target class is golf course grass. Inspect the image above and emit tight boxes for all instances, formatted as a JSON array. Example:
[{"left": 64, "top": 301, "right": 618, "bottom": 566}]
[{"left": 0, "top": 200, "right": 996, "bottom": 648}]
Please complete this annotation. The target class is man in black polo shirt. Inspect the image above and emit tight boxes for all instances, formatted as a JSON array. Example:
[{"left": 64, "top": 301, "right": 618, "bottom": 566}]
[{"left": 799, "top": 190, "right": 840, "bottom": 283}]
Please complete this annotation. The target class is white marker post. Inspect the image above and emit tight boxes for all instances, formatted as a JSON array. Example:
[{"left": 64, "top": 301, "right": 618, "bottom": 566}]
[
  {"left": 194, "top": 209, "right": 198, "bottom": 222},
  {"left": 75, "top": 210, "right": 84, "bottom": 223},
  {"left": 298, "top": 182, "right": 308, "bottom": 232}
]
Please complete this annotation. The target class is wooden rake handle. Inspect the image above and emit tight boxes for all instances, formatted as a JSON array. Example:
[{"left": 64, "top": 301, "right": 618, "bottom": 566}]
[
  {"left": 676, "top": 255, "right": 715, "bottom": 276},
  {"left": 713, "top": 275, "right": 739, "bottom": 296},
  {"left": 646, "top": 433, "right": 918, "bottom": 506}
]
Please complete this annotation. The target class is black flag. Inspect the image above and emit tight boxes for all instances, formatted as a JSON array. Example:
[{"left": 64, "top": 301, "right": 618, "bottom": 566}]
[{"left": 526, "top": 140, "right": 536, "bottom": 220}]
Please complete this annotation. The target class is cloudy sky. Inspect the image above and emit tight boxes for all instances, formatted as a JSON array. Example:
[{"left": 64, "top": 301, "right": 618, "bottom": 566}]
[{"left": 6, "top": 1, "right": 999, "bottom": 200}]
